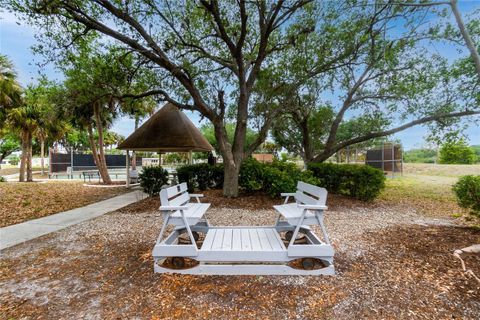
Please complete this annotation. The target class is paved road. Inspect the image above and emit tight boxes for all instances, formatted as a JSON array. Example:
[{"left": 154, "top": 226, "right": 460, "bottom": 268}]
[{"left": 0, "top": 190, "right": 147, "bottom": 250}]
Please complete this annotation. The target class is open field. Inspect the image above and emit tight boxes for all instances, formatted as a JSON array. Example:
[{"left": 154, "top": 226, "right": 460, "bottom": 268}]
[
  {"left": 403, "top": 163, "right": 480, "bottom": 177},
  {"left": 380, "top": 163, "right": 478, "bottom": 224},
  {"left": 379, "top": 175, "right": 467, "bottom": 218},
  {"left": 0, "top": 182, "right": 128, "bottom": 227}
]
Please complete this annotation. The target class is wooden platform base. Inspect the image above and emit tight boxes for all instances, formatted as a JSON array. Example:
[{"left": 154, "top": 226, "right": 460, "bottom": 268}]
[{"left": 154, "top": 261, "right": 335, "bottom": 276}]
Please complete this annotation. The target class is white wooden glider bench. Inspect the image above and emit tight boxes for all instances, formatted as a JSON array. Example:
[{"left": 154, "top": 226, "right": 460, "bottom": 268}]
[{"left": 152, "top": 181, "right": 334, "bottom": 275}]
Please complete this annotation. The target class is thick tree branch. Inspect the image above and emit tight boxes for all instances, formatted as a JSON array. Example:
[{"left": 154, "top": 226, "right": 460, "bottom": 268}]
[
  {"left": 120, "top": 89, "right": 197, "bottom": 112},
  {"left": 57, "top": 1, "right": 215, "bottom": 120},
  {"left": 313, "top": 109, "right": 480, "bottom": 162}
]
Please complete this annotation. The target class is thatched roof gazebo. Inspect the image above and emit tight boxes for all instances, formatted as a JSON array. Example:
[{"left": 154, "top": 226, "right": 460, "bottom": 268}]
[{"left": 118, "top": 103, "right": 214, "bottom": 186}]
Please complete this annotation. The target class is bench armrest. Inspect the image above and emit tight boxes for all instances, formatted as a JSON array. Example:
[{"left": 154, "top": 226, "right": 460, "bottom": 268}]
[
  {"left": 298, "top": 204, "right": 328, "bottom": 210},
  {"left": 280, "top": 192, "right": 296, "bottom": 197},
  {"left": 159, "top": 205, "right": 189, "bottom": 211},
  {"left": 189, "top": 194, "right": 204, "bottom": 198}
]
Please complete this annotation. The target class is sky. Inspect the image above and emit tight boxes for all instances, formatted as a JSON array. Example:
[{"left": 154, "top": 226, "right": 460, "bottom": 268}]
[{"left": 0, "top": 2, "right": 479, "bottom": 151}]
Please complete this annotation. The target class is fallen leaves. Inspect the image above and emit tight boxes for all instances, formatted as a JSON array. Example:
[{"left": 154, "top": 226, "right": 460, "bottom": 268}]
[{"left": 0, "top": 181, "right": 128, "bottom": 227}]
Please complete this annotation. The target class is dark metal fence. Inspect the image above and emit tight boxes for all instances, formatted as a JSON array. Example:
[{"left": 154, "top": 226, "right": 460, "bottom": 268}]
[
  {"left": 365, "top": 143, "right": 402, "bottom": 176},
  {"left": 50, "top": 151, "right": 142, "bottom": 173}
]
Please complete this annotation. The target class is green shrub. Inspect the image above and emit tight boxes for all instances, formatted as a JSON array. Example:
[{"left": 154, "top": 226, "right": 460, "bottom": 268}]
[
  {"left": 177, "top": 160, "right": 385, "bottom": 200},
  {"left": 8, "top": 155, "right": 19, "bottom": 166},
  {"left": 262, "top": 166, "right": 295, "bottom": 198},
  {"left": 439, "top": 139, "right": 476, "bottom": 164},
  {"left": 178, "top": 159, "right": 317, "bottom": 198},
  {"left": 0, "top": 176, "right": 6, "bottom": 182},
  {"left": 262, "top": 161, "right": 320, "bottom": 198},
  {"left": 239, "top": 158, "right": 265, "bottom": 192},
  {"left": 139, "top": 166, "right": 169, "bottom": 196},
  {"left": 177, "top": 163, "right": 224, "bottom": 192},
  {"left": 308, "top": 163, "right": 385, "bottom": 201},
  {"left": 453, "top": 175, "right": 480, "bottom": 216}
]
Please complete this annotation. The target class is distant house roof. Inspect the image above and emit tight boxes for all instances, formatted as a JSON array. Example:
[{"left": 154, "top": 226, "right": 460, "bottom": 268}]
[
  {"left": 252, "top": 153, "right": 274, "bottom": 163},
  {"left": 117, "top": 103, "right": 214, "bottom": 152}
]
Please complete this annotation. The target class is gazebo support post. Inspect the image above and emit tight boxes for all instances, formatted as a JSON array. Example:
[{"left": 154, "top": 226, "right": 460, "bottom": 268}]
[
  {"left": 188, "top": 151, "right": 193, "bottom": 165},
  {"left": 126, "top": 150, "right": 130, "bottom": 188}
]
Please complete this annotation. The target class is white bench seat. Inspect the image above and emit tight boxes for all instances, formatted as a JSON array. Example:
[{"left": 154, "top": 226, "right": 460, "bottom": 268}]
[
  {"left": 273, "top": 203, "right": 320, "bottom": 225},
  {"left": 156, "top": 182, "right": 211, "bottom": 243},
  {"left": 169, "top": 202, "right": 211, "bottom": 224},
  {"left": 274, "top": 181, "right": 330, "bottom": 244}
]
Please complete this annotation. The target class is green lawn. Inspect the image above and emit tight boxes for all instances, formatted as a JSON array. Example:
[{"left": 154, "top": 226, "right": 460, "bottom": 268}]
[{"left": 378, "top": 172, "right": 475, "bottom": 222}]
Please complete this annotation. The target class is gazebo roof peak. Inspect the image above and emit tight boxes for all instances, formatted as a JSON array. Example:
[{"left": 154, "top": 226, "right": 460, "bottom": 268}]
[{"left": 118, "top": 103, "right": 213, "bottom": 152}]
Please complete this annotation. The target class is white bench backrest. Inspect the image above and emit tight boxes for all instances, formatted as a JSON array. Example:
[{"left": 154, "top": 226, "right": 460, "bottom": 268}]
[
  {"left": 160, "top": 182, "right": 190, "bottom": 207},
  {"left": 295, "top": 181, "right": 327, "bottom": 206}
]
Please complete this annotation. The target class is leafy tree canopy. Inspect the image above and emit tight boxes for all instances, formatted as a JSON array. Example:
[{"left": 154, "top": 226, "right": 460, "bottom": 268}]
[
  {"left": 201, "top": 122, "right": 257, "bottom": 154},
  {"left": 439, "top": 139, "right": 476, "bottom": 164}
]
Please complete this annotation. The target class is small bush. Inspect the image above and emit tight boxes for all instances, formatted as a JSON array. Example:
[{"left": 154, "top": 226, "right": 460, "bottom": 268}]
[
  {"left": 453, "top": 175, "right": 480, "bottom": 216},
  {"left": 262, "top": 161, "right": 320, "bottom": 198},
  {"left": 239, "top": 158, "right": 265, "bottom": 192},
  {"left": 308, "top": 163, "right": 385, "bottom": 201},
  {"left": 177, "top": 163, "right": 224, "bottom": 192},
  {"left": 8, "top": 156, "right": 19, "bottom": 166},
  {"left": 139, "top": 166, "right": 169, "bottom": 196},
  {"left": 0, "top": 176, "right": 6, "bottom": 182}
]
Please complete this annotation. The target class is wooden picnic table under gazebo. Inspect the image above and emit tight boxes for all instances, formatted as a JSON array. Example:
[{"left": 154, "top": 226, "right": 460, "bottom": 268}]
[{"left": 117, "top": 102, "right": 214, "bottom": 187}]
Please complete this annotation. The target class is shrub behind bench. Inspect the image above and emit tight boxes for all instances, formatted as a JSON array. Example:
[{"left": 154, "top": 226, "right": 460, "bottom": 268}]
[
  {"left": 307, "top": 163, "right": 385, "bottom": 201},
  {"left": 176, "top": 160, "right": 385, "bottom": 201}
]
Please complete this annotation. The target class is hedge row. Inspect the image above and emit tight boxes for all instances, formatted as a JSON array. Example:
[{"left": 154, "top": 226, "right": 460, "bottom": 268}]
[
  {"left": 177, "top": 163, "right": 224, "bottom": 192},
  {"left": 307, "top": 162, "right": 385, "bottom": 201},
  {"left": 177, "top": 159, "right": 385, "bottom": 201}
]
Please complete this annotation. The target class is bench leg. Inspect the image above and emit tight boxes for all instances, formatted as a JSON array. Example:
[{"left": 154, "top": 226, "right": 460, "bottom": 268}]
[
  {"left": 180, "top": 210, "right": 198, "bottom": 251},
  {"left": 274, "top": 213, "right": 282, "bottom": 227},
  {"left": 315, "top": 212, "right": 330, "bottom": 245},
  {"left": 288, "top": 209, "right": 307, "bottom": 247},
  {"left": 156, "top": 213, "right": 170, "bottom": 243}
]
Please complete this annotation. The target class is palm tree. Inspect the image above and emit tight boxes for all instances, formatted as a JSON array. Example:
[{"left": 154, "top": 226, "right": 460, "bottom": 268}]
[
  {"left": 7, "top": 105, "right": 40, "bottom": 182},
  {"left": 0, "top": 55, "right": 22, "bottom": 126},
  {"left": 36, "top": 119, "right": 70, "bottom": 175},
  {"left": 31, "top": 80, "right": 70, "bottom": 175}
]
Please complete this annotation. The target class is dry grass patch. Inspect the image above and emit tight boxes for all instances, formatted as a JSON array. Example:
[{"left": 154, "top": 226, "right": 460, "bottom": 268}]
[
  {"left": 0, "top": 168, "right": 21, "bottom": 176},
  {"left": 378, "top": 174, "right": 479, "bottom": 225},
  {"left": 0, "top": 181, "right": 128, "bottom": 227},
  {"left": 403, "top": 163, "right": 480, "bottom": 177}
]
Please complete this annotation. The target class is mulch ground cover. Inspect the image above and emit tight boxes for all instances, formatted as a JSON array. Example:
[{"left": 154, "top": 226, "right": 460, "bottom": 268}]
[
  {"left": 1, "top": 223, "right": 478, "bottom": 319},
  {"left": 0, "top": 182, "right": 128, "bottom": 227}
]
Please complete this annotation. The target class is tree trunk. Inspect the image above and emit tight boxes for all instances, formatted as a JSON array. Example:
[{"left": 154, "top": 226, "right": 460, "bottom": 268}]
[
  {"left": 223, "top": 160, "right": 240, "bottom": 198},
  {"left": 19, "top": 130, "right": 28, "bottom": 182},
  {"left": 132, "top": 116, "right": 139, "bottom": 170},
  {"left": 26, "top": 133, "right": 33, "bottom": 182},
  {"left": 93, "top": 103, "right": 112, "bottom": 184},
  {"left": 300, "top": 118, "right": 314, "bottom": 165},
  {"left": 212, "top": 120, "right": 242, "bottom": 197},
  {"left": 40, "top": 137, "right": 45, "bottom": 175}
]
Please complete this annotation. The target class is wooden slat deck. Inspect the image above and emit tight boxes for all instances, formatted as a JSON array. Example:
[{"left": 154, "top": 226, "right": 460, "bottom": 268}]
[
  {"left": 197, "top": 227, "right": 287, "bottom": 262},
  {"left": 202, "top": 228, "right": 285, "bottom": 252}
]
